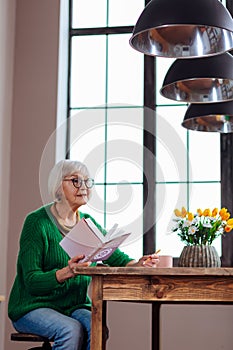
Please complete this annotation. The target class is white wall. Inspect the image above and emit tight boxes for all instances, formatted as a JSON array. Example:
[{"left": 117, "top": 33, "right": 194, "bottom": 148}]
[
  {"left": 1, "top": 1, "right": 233, "bottom": 350},
  {"left": 4, "top": 1, "right": 59, "bottom": 349}
]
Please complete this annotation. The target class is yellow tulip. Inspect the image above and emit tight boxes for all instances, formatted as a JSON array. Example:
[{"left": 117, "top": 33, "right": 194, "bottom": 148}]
[
  {"left": 181, "top": 207, "right": 187, "bottom": 218},
  {"left": 197, "top": 208, "right": 202, "bottom": 216},
  {"left": 222, "top": 212, "right": 230, "bottom": 221},
  {"left": 187, "top": 212, "right": 194, "bottom": 221},
  {"left": 219, "top": 208, "right": 228, "bottom": 217},
  {"left": 203, "top": 209, "right": 211, "bottom": 217},
  {"left": 174, "top": 209, "right": 182, "bottom": 217},
  {"left": 227, "top": 218, "right": 233, "bottom": 226},
  {"left": 211, "top": 208, "right": 218, "bottom": 217}
]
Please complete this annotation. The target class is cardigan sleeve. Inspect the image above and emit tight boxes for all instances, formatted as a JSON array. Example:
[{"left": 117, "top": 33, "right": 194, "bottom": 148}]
[{"left": 17, "top": 212, "right": 71, "bottom": 295}]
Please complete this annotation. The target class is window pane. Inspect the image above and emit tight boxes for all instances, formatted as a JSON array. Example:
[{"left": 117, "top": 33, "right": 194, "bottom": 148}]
[
  {"left": 72, "top": 0, "right": 107, "bottom": 28},
  {"left": 156, "top": 106, "right": 188, "bottom": 182},
  {"left": 189, "top": 183, "right": 221, "bottom": 211},
  {"left": 108, "top": 0, "right": 145, "bottom": 26},
  {"left": 106, "top": 158, "right": 142, "bottom": 183},
  {"left": 69, "top": 108, "right": 106, "bottom": 181},
  {"left": 189, "top": 132, "right": 220, "bottom": 181},
  {"left": 84, "top": 184, "right": 105, "bottom": 227},
  {"left": 121, "top": 236, "right": 143, "bottom": 261},
  {"left": 106, "top": 184, "right": 143, "bottom": 260},
  {"left": 106, "top": 184, "right": 142, "bottom": 226},
  {"left": 156, "top": 183, "right": 188, "bottom": 256},
  {"left": 70, "top": 36, "right": 106, "bottom": 107},
  {"left": 156, "top": 182, "right": 221, "bottom": 256},
  {"left": 107, "top": 107, "right": 143, "bottom": 183},
  {"left": 108, "top": 34, "right": 143, "bottom": 105}
]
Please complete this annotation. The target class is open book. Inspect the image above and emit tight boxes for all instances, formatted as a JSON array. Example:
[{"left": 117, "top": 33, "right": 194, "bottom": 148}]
[{"left": 59, "top": 218, "right": 131, "bottom": 262}]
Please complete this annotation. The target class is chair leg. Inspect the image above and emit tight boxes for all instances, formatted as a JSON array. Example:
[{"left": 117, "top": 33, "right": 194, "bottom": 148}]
[
  {"left": 28, "top": 341, "right": 52, "bottom": 350},
  {"left": 42, "top": 341, "right": 52, "bottom": 349}
]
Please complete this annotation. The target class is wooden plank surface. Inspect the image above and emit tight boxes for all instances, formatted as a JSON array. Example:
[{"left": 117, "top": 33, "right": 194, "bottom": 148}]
[
  {"left": 74, "top": 266, "right": 233, "bottom": 276},
  {"left": 101, "top": 275, "right": 233, "bottom": 302},
  {"left": 75, "top": 267, "right": 233, "bottom": 302}
]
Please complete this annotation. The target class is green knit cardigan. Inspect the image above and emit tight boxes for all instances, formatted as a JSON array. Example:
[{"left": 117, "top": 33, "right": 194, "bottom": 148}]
[{"left": 8, "top": 205, "right": 133, "bottom": 321}]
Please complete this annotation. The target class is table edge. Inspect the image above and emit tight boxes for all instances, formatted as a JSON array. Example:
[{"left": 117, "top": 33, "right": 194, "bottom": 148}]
[{"left": 74, "top": 266, "right": 233, "bottom": 276}]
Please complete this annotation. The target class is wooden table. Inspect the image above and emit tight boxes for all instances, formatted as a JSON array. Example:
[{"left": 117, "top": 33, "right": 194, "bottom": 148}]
[{"left": 75, "top": 266, "right": 233, "bottom": 350}]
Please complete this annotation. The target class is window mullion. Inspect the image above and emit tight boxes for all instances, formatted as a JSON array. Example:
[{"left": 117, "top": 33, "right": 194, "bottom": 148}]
[{"left": 143, "top": 54, "right": 156, "bottom": 255}]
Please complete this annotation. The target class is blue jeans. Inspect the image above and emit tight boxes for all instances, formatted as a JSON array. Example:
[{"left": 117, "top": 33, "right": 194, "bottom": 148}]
[{"left": 12, "top": 308, "right": 91, "bottom": 350}]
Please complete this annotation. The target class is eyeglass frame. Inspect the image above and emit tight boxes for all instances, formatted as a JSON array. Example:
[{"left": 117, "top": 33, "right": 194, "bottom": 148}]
[{"left": 63, "top": 177, "right": 94, "bottom": 189}]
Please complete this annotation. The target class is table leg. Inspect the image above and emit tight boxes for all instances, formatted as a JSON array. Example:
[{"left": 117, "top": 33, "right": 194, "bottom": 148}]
[
  {"left": 102, "top": 301, "right": 107, "bottom": 350},
  {"left": 152, "top": 302, "right": 161, "bottom": 350},
  {"left": 91, "top": 276, "right": 107, "bottom": 350}
]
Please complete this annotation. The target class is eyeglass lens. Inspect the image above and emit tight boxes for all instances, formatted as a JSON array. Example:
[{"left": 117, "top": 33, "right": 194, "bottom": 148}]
[{"left": 72, "top": 178, "right": 94, "bottom": 188}]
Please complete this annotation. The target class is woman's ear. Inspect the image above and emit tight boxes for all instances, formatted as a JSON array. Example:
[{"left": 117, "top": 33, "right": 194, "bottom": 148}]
[{"left": 55, "top": 188, "right": 63, "bottom": 202}]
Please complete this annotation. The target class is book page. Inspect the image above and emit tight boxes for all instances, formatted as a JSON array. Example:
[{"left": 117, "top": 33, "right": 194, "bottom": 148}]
[
  {"left": 84, "top": 218, "right": 106, "bottom": 242},
  {"left": 107, "top": 227, "right": 127, "bottom": 240},
  {"left": 85, "top": 219, "right": 129, "bottom": 242},
  {"left": 59, "top": 236, "right": 98, "bottom": 259},
  {"left": 67, "top": 219, "right": 101, "bottom": 247}
]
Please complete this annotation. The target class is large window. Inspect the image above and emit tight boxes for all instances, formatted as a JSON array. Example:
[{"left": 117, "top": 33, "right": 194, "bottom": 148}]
[{"left": 67, "top": 0, "right": 221, "bottom": 260}]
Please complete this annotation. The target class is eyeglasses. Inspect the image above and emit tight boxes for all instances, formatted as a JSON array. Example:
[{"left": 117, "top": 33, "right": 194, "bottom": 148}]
[{"left": 63, "top": 178, "right": 94, "bottom": 189}]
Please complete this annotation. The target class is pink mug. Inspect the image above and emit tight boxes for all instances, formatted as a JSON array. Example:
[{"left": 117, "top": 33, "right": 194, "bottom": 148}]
[{"left": 157, "top": 255, "right": 173, "bottom": 268}]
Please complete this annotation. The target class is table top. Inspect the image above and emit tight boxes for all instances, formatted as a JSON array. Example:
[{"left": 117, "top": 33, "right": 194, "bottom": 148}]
[{"left": 74, "top": 266, "right": 233, "bottom": 276}]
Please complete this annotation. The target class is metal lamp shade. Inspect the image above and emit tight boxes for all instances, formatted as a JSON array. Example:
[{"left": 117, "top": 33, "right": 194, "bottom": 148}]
[
  {"left": 182, "top": 101, "right": 233, "bottom": 133},
  {"left": 160, "top": 53, "right": 233, "bottom": 103},
  {"left": 129, "top": 0, "right": 233, "bottom": 58}
]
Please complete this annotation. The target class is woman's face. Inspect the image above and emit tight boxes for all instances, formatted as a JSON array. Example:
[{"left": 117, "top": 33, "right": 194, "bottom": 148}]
[{"left": 61, "top": 172, "right": 93, "bottom": 210}]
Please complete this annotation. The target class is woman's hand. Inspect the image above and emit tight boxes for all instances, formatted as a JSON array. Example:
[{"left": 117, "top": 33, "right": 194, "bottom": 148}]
[
  {"left": 126, "top": 254, "right": 160, "bottom": 267},
  {"left": 56, "top": 255, "right": 91, "bottom": 283},
  {"left": 68, "top": 255, "right": 91, "bottom": 274}
]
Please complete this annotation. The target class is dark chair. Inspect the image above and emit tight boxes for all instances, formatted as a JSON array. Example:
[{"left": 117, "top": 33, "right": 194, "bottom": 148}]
[{"left": 11, "top": 332, "right": 52, "bottom": 350}]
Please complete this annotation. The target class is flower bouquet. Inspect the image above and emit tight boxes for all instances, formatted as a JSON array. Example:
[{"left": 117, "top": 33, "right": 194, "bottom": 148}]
[
  {"left": 173, "top": 207, "right": 233, "bottom": 267},
  {"left": 172, "top": 207, "right": 233, "bottom": 246}
]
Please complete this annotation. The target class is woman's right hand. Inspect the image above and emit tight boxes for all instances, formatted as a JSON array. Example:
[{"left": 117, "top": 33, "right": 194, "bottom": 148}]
[{"left": 56, "top": 255, "right": 91, "bottom": 283}]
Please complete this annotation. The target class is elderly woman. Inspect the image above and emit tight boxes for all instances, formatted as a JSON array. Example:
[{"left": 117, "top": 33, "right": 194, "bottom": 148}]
[{"left": 8, "top": 160, "right": 159, "bottom": 350}]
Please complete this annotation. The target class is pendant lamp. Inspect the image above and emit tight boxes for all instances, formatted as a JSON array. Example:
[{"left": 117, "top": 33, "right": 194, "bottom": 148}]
[
  {"left": 129, "top": 0, "right": 233, "bottom": 58},
  {"left": 160, "top": 53, "right": 233, "bottom": 103},
  {"left": 182, "top": 101, "right": 233, "bottom": 133}
]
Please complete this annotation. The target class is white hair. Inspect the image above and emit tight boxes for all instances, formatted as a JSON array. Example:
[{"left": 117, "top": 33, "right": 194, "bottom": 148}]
[{"left": 48, "top": 160, "right": 90, "bottom": 201}]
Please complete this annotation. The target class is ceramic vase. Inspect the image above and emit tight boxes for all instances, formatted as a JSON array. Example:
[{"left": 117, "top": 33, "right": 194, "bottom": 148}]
[{"left": 178, "top": 245, "right": 221, "bottom": 267}]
